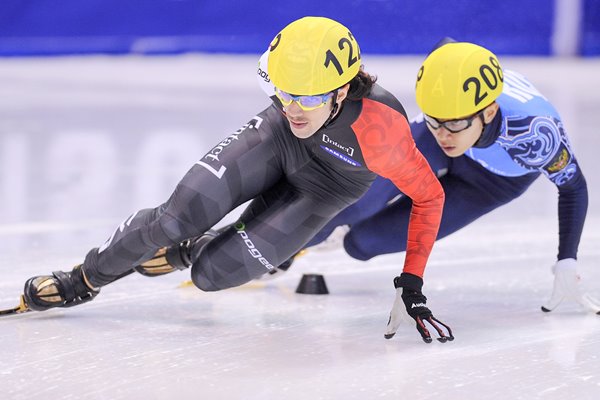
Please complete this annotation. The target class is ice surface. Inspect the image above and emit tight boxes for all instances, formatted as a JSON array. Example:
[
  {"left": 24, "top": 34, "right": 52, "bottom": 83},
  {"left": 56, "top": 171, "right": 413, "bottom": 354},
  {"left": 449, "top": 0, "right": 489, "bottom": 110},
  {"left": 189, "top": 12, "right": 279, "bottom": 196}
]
[{"left": 0, "top": 55, "right": 599, "bottom": 400}]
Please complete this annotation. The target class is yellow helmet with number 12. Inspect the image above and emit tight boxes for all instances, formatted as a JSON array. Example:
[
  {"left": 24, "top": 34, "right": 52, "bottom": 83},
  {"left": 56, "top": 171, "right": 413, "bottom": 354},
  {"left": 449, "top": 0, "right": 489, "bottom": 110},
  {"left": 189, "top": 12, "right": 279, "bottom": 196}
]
[
  {"left": 415, "top": 42, "right": 504, "bottom": 119},
  {"left": 268, "top": 16, "right": 361, "bottom": 96}
]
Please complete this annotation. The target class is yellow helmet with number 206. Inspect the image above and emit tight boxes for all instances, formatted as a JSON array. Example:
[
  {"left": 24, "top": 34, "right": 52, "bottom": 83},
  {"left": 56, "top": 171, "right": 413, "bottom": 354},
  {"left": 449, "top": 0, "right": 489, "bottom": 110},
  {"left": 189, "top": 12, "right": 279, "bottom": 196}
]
[
  {"left": 268, "top": 16, "right": 361, "bottom": 96},
  {"left": 415, "top": 42, "right": 504, "bottom": 119}
]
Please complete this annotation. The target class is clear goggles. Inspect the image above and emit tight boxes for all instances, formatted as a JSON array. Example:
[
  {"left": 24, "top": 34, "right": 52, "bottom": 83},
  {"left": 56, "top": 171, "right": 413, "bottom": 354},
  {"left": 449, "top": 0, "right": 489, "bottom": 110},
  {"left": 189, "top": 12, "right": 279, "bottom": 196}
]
[
  {"left": 424, "top": 110, "right": 484, "bottom": 133},
  {"left": 275, "top": 88, "right": 334, "bottom": 111}
]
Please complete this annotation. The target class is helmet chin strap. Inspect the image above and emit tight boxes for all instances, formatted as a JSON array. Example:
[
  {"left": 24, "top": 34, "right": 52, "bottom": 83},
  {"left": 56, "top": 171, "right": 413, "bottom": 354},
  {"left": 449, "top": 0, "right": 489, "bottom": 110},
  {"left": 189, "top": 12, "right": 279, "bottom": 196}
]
[
  {"left": 322, "top": 89, "right": 340, "bottom": 127},
  {"left": 473, "top": 108, "right": 502, "bottom": 148}
]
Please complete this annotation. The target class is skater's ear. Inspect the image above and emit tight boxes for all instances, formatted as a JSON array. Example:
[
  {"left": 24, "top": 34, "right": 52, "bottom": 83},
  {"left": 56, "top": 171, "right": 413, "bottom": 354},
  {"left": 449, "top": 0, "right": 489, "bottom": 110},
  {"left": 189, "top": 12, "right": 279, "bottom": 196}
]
[
  {"left": 482, "top": 102, "right": 500, "bottom": 124},
  {"left": 335, "top": 83, "right": 351, "bottom": 104}
]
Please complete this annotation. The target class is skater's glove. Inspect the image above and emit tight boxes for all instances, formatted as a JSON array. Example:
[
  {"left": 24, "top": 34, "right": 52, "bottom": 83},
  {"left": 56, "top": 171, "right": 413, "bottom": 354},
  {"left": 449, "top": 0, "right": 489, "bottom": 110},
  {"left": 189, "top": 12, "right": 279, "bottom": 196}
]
[
  {"left": 384, "top": 273, "right": 454, "bottom": 343},
  {"left": 541, "top": 258, "right": 600, "bottom": 314}
]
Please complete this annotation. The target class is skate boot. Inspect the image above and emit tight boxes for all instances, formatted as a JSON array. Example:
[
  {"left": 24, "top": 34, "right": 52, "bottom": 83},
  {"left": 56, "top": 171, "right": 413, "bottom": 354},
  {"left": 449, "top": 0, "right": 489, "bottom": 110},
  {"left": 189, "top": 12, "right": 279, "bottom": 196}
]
[
  {"left": 23, "top": 264, "right": 99, "bottom": 311},
  {"left": 134, "top": 231, "right": 217, "bottom": 277}
]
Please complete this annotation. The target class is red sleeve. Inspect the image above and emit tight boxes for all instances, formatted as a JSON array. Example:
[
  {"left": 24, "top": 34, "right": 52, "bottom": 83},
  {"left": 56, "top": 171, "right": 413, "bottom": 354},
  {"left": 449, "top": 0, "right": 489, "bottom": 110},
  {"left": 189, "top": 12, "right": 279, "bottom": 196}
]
[{"left": 352, "top": 99, "right": 444, "bottom": 278}]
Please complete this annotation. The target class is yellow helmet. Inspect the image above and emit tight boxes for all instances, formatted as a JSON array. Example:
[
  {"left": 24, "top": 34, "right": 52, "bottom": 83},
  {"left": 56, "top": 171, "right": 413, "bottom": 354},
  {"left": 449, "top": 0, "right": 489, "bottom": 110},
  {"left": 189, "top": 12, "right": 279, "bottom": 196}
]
[
  {"left": 268, "top": 16, "right": 361, "bottom": 95},
  {"left": 415, "top": 42, "right": 504, "bottom": 119}
]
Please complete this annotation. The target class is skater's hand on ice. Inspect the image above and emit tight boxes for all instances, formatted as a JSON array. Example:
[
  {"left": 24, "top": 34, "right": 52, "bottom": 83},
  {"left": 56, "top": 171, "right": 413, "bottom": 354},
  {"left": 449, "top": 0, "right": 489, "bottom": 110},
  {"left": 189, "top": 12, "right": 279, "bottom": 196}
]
[
  {"left": 384, "top": 273, "right": 453, "bottom": 343},
  {"left": 541, "top": 258, "right": 600, "bottom": 314}
]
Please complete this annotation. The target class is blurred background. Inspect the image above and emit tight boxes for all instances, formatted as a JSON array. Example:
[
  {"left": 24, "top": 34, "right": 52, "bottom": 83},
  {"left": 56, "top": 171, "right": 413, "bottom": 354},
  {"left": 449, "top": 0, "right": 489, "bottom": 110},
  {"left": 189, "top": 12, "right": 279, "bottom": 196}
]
[{"left": 0, "top": 0, "right": 598, "bottom": 56}]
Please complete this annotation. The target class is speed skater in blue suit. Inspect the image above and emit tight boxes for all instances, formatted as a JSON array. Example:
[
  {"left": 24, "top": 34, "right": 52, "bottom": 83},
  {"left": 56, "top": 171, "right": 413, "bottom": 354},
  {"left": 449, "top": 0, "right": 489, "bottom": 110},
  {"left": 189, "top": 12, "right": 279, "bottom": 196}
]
[{"left": 284, "top": 40, "right": 599, "bottom": 331}]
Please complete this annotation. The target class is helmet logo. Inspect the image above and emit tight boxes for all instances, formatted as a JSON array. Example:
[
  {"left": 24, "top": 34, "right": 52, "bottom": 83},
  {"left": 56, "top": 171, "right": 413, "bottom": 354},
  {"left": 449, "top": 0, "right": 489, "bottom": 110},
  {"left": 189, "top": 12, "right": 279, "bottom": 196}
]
[
  {"left": 323, "top": 31, "right": 360, "bottom": 76},
  {"left": 462, "top": 56, "right": 504, "bottom": 108},
  {"left": 432, "top": 76, "right": 444, "bottom": 97}
]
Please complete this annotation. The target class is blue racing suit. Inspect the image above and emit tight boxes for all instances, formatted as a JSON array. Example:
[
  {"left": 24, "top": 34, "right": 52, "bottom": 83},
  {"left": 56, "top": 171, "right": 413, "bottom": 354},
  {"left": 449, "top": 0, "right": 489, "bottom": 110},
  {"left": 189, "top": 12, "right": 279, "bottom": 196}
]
[{"left": 309, "top": 69, "right": 588, "bottom": 263}]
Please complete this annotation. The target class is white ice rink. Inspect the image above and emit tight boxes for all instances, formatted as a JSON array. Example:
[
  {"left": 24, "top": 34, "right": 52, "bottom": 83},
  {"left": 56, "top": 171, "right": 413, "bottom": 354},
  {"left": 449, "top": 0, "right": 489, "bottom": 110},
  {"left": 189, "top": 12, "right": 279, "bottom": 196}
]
[{"left": 1, "top": 54, "right": 599, "bottom": 400}]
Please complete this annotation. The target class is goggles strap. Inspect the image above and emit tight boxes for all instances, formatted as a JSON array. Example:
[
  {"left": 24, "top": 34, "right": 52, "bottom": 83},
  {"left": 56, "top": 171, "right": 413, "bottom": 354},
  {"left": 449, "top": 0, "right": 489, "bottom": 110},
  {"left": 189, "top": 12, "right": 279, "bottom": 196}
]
[{"left": 322, "top": 89, "right": 339, "bottom": 127}]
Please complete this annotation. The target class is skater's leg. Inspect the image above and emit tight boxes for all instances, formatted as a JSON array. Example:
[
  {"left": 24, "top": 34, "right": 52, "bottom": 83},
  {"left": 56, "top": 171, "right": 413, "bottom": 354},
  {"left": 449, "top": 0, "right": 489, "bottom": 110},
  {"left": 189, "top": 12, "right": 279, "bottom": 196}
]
[
  {"left": 23, "top": 115, "right": 284, "bottom": 310},
  {"left": 83, "top": 117, "right": 284, "bottom": 287},
  {"left": 190, "top": 181, "right": 350, "bottom": 291},
  {"left": 344, "top": 160, "right": 539, "bottom": 260}
]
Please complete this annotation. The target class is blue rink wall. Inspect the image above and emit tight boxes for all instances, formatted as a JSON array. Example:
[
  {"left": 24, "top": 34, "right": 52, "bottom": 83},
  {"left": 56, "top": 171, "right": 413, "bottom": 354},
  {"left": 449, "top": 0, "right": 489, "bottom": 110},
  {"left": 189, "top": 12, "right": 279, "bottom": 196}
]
[{"left": 0, "top": 0, "right": 598, "bottom": 56}]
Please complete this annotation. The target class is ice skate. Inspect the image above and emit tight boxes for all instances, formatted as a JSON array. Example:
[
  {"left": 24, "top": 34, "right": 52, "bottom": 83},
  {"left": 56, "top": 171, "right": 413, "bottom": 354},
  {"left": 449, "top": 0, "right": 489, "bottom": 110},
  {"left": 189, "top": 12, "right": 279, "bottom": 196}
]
[
  {"left": 23, "top": 264, "right": 100, "bottom": 312},
  {"left": 134, "top": 231, "right": 217, "bottom": 277}
]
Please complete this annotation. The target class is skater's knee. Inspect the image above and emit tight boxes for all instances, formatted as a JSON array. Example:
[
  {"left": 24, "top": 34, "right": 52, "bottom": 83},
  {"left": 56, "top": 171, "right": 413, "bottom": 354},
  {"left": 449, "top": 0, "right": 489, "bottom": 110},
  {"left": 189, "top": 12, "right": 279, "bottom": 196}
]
[
  {"left": 190, "top": 241, "right": 258, "bottom": 292},
  {"left": 190, "top": 271, "right": 220, "bottom": 292},
  {"left": 343, "top": 232, "right": 373, "bottom": 261},
  {"left": 343, "top": 229, "right": 407, "bottom": 261},
  {"left": 151, "top": 212, "right": 204, "bottom": 247},
  {"left": 190, "top": 262, "right": 228, "bottom": 292},
  {"left": 189, "top": 243, "right": 227, "bottom": 291}
]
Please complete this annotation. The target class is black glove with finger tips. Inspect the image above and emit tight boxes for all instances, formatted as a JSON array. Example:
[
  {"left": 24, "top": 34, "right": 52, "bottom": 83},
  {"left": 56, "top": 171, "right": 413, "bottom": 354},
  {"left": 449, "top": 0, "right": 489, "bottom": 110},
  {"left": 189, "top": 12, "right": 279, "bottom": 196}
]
[{"left": 384, "top": 272, "right": 454, "bottom": 343}]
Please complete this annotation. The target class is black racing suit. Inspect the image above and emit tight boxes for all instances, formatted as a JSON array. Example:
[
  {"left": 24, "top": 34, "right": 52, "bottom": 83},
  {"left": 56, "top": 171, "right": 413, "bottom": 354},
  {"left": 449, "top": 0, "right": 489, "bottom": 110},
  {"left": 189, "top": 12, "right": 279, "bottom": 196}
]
[{"left": 83, "top": 84, "right": 444, "bottom": 290}]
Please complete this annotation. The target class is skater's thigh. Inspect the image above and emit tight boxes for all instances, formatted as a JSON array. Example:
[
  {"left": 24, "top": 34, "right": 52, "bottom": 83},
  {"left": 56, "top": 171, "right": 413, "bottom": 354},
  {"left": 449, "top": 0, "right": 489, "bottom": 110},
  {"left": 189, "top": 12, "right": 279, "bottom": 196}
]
[
  {"left": 192, "top": 181, "right": 346, "bottom": 291},
  {"left": 160, "top": 121, "right": 284, "bottom": 240}
]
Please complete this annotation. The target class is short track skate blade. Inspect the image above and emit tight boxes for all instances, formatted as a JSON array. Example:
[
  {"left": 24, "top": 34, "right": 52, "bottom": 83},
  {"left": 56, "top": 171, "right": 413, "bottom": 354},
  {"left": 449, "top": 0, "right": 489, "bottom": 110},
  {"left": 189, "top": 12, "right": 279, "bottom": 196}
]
[{"left": 0, "top": 295, "right": 32, "bottom": 317}]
